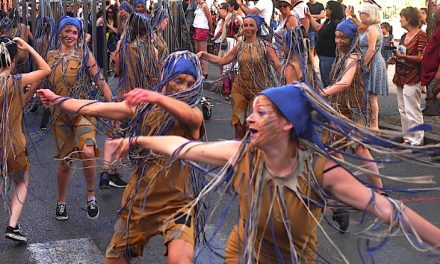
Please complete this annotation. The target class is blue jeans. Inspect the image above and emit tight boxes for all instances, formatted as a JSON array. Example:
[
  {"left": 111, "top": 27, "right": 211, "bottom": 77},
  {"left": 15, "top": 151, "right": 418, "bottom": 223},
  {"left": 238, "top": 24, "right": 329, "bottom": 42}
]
[{"left": 319, "top": 56, "right": 335, "bottom": 87}]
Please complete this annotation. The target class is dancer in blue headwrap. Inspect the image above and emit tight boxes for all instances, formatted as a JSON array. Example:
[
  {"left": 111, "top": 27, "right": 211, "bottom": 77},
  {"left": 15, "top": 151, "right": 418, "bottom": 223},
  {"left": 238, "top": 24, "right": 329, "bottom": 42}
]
[
  {"left": 319, "top": 18, "right": 385, "bottom": 232},
  {"left": 152, "top": 6, "right": 170, "bottom": 69},
  {"left": 134, "top": 0, "right": 148, "bottom": 14},
  {"left": 108, "top": 81, "right": 440, "bottom": 263},
  {"left": 199, "top": 14, "right": 281, "bottom": 139},
  {"left": 43, "top": 15, "right": 113, "bottom": 222},
  {"left": 38, "top": 51, "right": 204, "bottom": 263}
]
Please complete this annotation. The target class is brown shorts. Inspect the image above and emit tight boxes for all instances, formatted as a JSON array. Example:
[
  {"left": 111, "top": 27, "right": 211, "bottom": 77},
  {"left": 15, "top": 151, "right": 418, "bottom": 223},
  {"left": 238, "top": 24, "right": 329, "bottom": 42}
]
[
  {"left": 105, "top": 210, "right": 195, "bottom": 258},
  {"left": 52, "top": 114, "right": 100, "bottom": 159},
  {"left": 6, "top": 149, "right": 31, "bottom": 181}
]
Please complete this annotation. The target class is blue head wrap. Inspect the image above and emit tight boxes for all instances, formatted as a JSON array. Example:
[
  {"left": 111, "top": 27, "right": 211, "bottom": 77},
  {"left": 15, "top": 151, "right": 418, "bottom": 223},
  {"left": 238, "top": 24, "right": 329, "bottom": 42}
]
[
  {"left": 244, "top": 14, "right": 264, "bottom": 29},
  {"left": 335, "top": 18, "right": 358, "bottom": 43},
  {"left": 159, "top": 52, "right": 199, "bottom": 87},
  {"left": 57, "top": 15, "right": 82, "bottom": 35},
  {"left": 119, "top": 1, "right": 133, "bottom": 13},
  {"left": 134, "top": 0, "right": 146, "bottom": 6},
  {"left": 152, "top": 7, "right": 169, "bottom": 29},
  {"left": 261, "top": 84, "right": 321, "bottom": 145}
]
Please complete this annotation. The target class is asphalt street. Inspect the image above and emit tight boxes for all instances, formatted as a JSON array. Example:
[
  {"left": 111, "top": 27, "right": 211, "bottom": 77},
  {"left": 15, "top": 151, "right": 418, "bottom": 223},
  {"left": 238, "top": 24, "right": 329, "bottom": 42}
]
[{"left": 0, "top": 76, "right": 439, "bottom": 264}]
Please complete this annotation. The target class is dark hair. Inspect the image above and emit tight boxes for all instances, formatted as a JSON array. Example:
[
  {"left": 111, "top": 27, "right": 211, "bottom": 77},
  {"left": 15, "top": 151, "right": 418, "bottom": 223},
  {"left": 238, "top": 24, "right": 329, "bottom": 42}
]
[
  {"left": 106, "top": 5, "right": 118, "bottom": 27},
  {"left": 400, "top": 7, "right": 421, "bottom": 28},
  {"left": 420, "top": 7, "right": 428, "bottom": 14},
  {"left": 128, "top": 13, "right": 149, "bottom": 42},
  {"left": 326, "top": 1, "right": 344, "bottom": 24},
  {"left": 219, "top": 2, "right": 229, "bottom": 10},
  {"left": 227, "top": 0, "right": 240, "bottom": 10},
  {"left": 0, "top": 36, "right": 17, "bottom": 68},
  {"left": 380, "top": 22, "right": 392, "bottom": 34}
]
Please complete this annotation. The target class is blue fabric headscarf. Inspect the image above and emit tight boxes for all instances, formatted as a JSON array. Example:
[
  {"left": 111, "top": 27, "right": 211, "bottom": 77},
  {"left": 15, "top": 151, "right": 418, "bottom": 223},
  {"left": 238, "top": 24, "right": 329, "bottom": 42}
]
[
  {"left": 335, "top": 18, "right": 358, "bottom": 43},
  {"left": 134, "top": 0, "right": 146, "bottom": 6},
  {"left": 261, "top": 84, "right": 321, "bottom": 146},
  {"left": 244, "top": 14, "right": 264, "bottom": 29},
  {"left": 119, "top": 1, "right": 133, "bottom": 13},
  {"left": 157, "top": 52, "right": 199, "bottom": 90},
  {"left": 57, "top": 15, "right": 82, "bottom": 35},
  {"left": 152, "top": 7, "right": 169, "bottom": 30}
]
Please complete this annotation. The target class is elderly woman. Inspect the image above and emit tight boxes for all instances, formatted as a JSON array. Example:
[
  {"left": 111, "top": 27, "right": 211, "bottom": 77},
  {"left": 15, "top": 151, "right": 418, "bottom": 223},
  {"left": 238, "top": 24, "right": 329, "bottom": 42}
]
[
  {"left": 45, "top": 16, "right": 112, "bottom": 221},
  {"left": 110, "top": 81, "right": 440, "bottom": 263},
  {"left": 0, "top": 37, "right": 50, "bottom": 243},
  {"left": 392, "top": 7, "right": 428, "bottom": 146},
  {"left": 358, "top": 3, "right": 388, "bottom": 130},
  {"left": 198, "top": 14, "right": 281, "bottom": 139}
]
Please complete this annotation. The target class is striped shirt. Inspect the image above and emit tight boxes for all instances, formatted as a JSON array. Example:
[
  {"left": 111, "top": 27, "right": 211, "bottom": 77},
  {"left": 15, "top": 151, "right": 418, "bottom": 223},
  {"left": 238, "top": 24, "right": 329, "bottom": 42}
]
[{"left": 392, "top": 30, "right": 428, "bottom": 86}]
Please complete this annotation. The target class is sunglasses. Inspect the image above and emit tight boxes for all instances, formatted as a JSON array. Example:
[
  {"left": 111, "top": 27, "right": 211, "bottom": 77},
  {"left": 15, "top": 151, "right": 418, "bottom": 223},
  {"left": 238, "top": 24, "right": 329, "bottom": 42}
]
[{"left": 279, "top": 4, "right": 289, "bottom": 8}]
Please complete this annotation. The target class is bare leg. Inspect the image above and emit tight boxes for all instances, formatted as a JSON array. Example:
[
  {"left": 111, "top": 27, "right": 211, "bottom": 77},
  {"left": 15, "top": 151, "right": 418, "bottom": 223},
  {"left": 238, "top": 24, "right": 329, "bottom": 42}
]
[
  {"left": 167, "top": 239, "right": 193, "bottom": 264},
  {"left": 234, "top": 123, "right": 245, "bottom": 139},
  {"left": 356, "top": 145, "right": 383, "bottom": 189},
  {"left": 81, "top": 145, "right": 97, "bottom": 200},
  {"left": 101, "top": 139, "right": 115, "bottom": 173},
  {"left": 369, "top": 93, "right": 380, "bottom": 130},
  {"left": 57, "top": 162, "right": 71, "bottom": 203},
  {"left": 9, "top": 170, "right": 30, "bottom": 227}
]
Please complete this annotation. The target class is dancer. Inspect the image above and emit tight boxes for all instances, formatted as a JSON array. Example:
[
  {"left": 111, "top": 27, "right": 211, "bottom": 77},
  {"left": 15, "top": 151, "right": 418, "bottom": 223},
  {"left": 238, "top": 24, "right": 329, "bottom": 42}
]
[
  {"left": 1, "top": 37, "right": 51, "bottom": 243},
  {"left": 319, "top": 18, "right": 385, "bottom": 232},
  {"left": 152, "top": 6, "right": 170, "bottom": 70},
  {"left": 110, "top": 83, "right": 440, "bottom": 263},
  {"left": 281, "top": 26, "right": 318, "bottom": 86},
  {"left": 198, "top": 14, "right": 280, "bottom": 139},
  {"left": 45, "top": 16, "right": 112, "bottom": 220},
  {"left": 102, "top": 12, "right": 159, "bottom": 189},
  {"left": 38, "top": 51, "right": 204, "bottom": 264}
]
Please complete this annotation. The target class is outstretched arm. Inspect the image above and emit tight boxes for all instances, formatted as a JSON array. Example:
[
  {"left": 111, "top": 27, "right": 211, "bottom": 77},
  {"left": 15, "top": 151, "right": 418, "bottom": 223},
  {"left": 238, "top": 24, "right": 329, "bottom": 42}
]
[
  {"left": 124, "top": 88, "right": 204, "bottom": 138},
  {"left": 111, "top": 136, "right": 241, "bottom": 166},
  {"left": 37, "top": 89, "right": 135, "bottom": 121},
  {"left": 320, "top": 56, "right": 357, "bottom": 97},
  {"left": 198, "top": 43, "right": 239, "bottom": 66},
  {"left": 323, "top": 160, "right": 440, "bottom": 247}
]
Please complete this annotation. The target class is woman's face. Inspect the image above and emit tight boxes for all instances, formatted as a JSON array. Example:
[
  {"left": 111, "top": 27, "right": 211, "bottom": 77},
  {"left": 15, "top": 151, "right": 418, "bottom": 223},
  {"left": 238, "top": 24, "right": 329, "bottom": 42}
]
[
  {"left": 325, "top": 5, "right": 332, "bottom": 18},
  {"left": 242, "top": 17, "right": 258, "bottom": 39},
  {"left": 246, "top": 96, "right": 291, "bottom": 148},
  {"left": 119, "top": 8, "right": 129, "bottom": 18},
  {"left": 400, "top": 15, "right": 409, "bottom": 29},
  {"left": 165, "top": 73, "right": 196, "bottom": 93},
  {"left": 359, "top": 11, "right": 369, "bottom": 24},
  {"left": 278, "top": 3, "right": 292, "bottom": 16},
  {"left": 335, "top": 31, "right": 350, "bottom": 52},
  {"left": 158, "top": 18, "right": 169, "bottom": 31},
  {"left": 60, "top": 25, "right": 79, "bottom": 48},
  {"left": 421, "top": 10, "right": 427, "bottom": 23},
  {"left": 135, "top": 3, "right": 146, "bottom": 13},
  {"left": 106, "top": 8, "right": 114, "bottom": 19}
]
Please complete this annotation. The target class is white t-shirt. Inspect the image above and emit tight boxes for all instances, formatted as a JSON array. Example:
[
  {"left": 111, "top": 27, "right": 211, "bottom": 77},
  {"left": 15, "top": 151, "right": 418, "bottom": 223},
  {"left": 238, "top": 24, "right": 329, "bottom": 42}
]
[
  {"left": 255, "top": 0, "right": 273, "bottom": 26},
  {"left": 292, "top": 1, "right": 308, "bottom": 20}
]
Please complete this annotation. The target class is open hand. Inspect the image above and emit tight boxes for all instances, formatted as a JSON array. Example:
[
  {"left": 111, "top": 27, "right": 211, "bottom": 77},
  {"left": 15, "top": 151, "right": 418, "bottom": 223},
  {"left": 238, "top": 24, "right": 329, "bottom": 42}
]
[{"left": 109, "top": 138, "right": 131, "bottom": 160}]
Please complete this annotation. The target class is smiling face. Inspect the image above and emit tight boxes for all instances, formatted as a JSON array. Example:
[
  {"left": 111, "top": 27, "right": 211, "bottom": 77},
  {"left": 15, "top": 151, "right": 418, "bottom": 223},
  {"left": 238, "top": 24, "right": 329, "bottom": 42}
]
[
  {"left": 59, "top": 25, "right": 79, "bottom": 48},
  {"left": 246, "top": 96, "right": 292, "bottom": 148},
  {"left": 400, "top": 15, "right": 409, "bottom": 29},
  {"left": 242, "top": 17, "right": 258, "bottom": 39},
  {"left": 164, "top": 73, "right": 196, "bottom": 93},
  {"left": 135, "top": 3, "right": 147, "bottom": 13}
]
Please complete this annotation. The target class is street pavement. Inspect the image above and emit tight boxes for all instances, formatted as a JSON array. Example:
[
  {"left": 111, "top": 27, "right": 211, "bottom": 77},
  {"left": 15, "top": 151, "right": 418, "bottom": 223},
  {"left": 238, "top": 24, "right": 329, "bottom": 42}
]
[{"left": 0, "top": 67, "right": 439, "bottom": 264}]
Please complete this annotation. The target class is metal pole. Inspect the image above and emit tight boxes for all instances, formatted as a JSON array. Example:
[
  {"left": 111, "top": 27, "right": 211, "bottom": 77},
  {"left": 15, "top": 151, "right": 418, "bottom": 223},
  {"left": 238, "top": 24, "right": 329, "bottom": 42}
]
[
  {"left": 31, "top": 0, "right": 36, "bottom": 36},
  {"left": 91, "top": 0, "right": 97, "bottom": 56},
  {"left": 102, "top": 0, "right": 108, "bottom": 78},
  {"left": 83, "top": 0, "right": 89, "bottom": 33}
]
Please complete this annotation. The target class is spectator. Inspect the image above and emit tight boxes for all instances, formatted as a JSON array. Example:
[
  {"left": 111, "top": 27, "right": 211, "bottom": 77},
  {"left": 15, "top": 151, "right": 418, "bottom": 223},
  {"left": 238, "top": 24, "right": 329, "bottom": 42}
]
[
  {"left": 380, "top": 22, "right": 393, "bottom": 68},
  {"left": 392, "top": 7, "right": 428, "bottom": 146},
  {"left": 338, "top": 0, "right": 346, "bottom": 15},
  {"left": 421, "top": 0, "right": 440, "bottom": 105},
  {"left": 274, "top": 0, "right": 298, "bottom": 38},
  {"left": 193, "top": 0, "right": 212, "bottom": 78},
  {"left": 420, "top": 7, "right": 428, "bottom": 32},
  {"left": 292, "top": 0, "right": 310, "bottom": 32},
  {"left": 307, "top": 0, "right": 325, "bottom": 55},
  {"left": 308, "top": 0, "right": 344, "bottom": 87},
  {"left": 359, "top": 3, "right": 388, "bottom": 131},
  {"left": 236, "top": 0, "right": 273, "bottom": 27}
]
